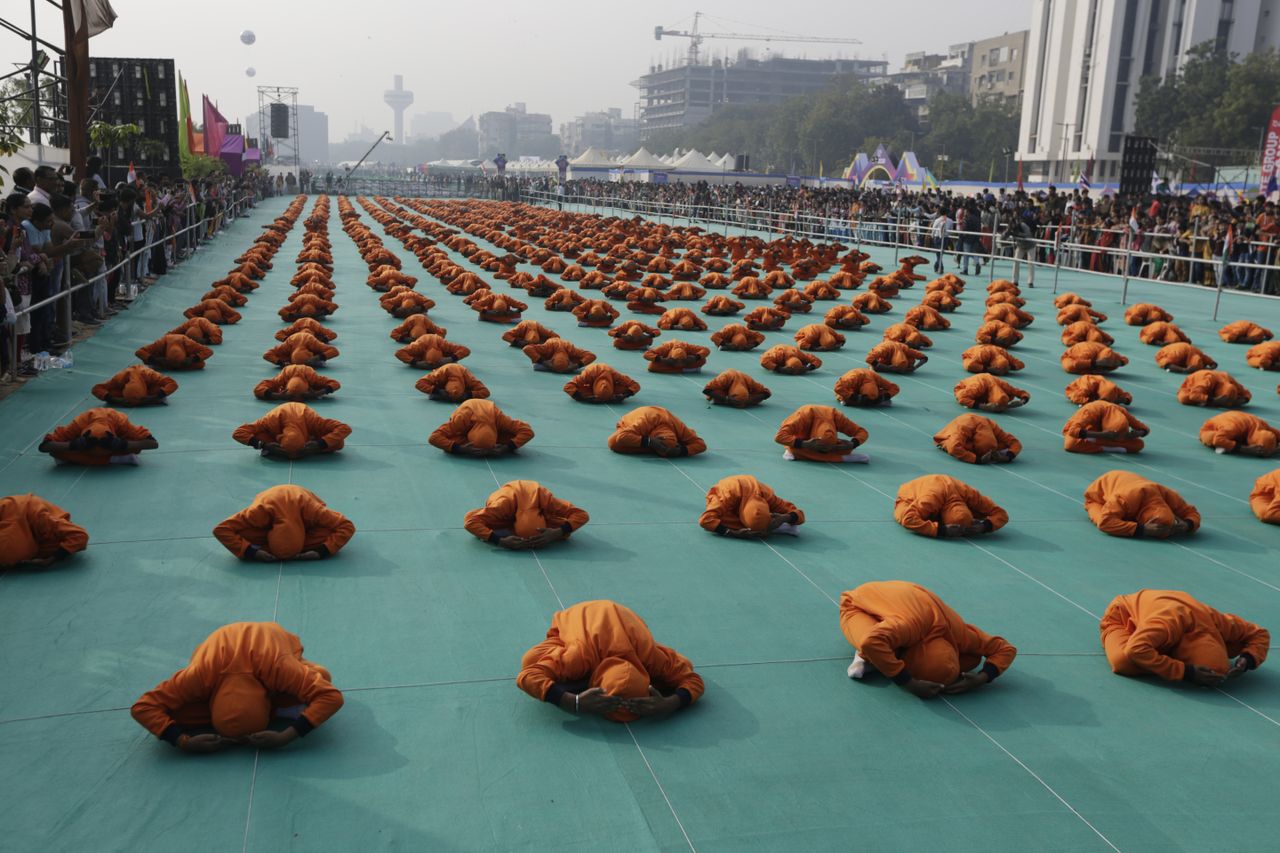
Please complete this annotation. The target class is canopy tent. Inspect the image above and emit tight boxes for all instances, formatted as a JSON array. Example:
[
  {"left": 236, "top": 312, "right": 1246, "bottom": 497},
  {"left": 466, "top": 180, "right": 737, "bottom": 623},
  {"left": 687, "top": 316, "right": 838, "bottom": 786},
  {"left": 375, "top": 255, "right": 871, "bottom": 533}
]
[
  {"left": 570, "top": 146, "right": 617, "bottom": 167},
  {"left": 671, "top": 149, "right": 721, "bottom": 171},
  {"left": 715, "top": 153, "right": 737, "bottom": 169},
  {"left": 621, "top": 147, "right": 671, "bottom": 170}
]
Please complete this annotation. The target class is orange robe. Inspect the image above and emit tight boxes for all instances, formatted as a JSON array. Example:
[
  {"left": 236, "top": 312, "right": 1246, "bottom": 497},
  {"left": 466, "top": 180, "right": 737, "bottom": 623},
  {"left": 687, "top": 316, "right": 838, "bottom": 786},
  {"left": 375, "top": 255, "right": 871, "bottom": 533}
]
[
  {"left": 984, "top": 304, "right": 1033, "bottom": 328},
  {"left": 202, "top": 285, "right": 247, "bottom": 307},
  {"left": 1251, "top": 470, "right": 1280, "bottom": 524},
  {"left": 773, "top": 289, "right": 813, "bottom": 315},
  {"left": 934, "top": 414, "right": 1021, "bottom": 463},
  {"left": 762, "top": 344, "right": 822, "bottom": 373},
  {"left": 523, "top": 339, "right": 596, "bottom": 373},
  {"left": 1154, "top": 342, "right": 1215, "bottom": 372},
  {"left": 254, "top": 365, "right": 341, "bottom": 401},
  {"left": 564, "top": 363, "right": 640, "bottom": 403},
  {"left": 666, "top": 282, "right": 706, "bottom": 301},
  {"left": 1246, "top": 341, "right": 1280, "bottom": 370},
  {"left": 169, "top": 317, "right": 223, "bottom": 345},
  {"left": 184, "top": 299, "right": 241, "bottom": 325},
  {"left": 657, "top": 307, "right": 708, "bottom": 332},
  {"left": 263, "top": 332, "right": 339, "bottom": 367},
  {"left": 825, "top": 305, "right": 870, "bottom": 330},
  {"left": 428, "top": 399, "right": 533, "bottom": 453},
  {"left": 213, "top": 485, "right": 355, "bottom": 559},
  {"left": 0, "top": 494, "right": 89, "bottom": 565},
  {"left": 851, "top": 292, "right": 892, "bottom": 314},
  {"left": 883, "top": 322, "right": 932, "bottom": 348},
  {"left": 835, "top": 369, "right": 899, "bottom": 406},
  {"left": 840, "top": 581, "right": 1016, "bottom": 685},
  {"left": 1061, "top": 320, "right": 1114, "bottom": 346},
  {"left": 865, "top": 340, "right": 924, "bottom": 372},
  {"left": 1124, "top": 303, "right": 1173, "bottom": 326},
  {"left": 1056, "top": 305, "right": 1106, "bottom": 325},
  {"left": 893, "top": 474, "right": 1008, "bottom": 537},
  {"left": 131, "top": 622, "right": 344, "bottom": 743},
  {"left": 609, "top": 321, "right": 660, "bottom": 351},
  {"left": 397, "top": 334, "right": 470, "bottom": 368},
  {"left": 463, "top": 480, "right": 589, "bottom": 542},
  {"left": 1061, "top": 342, "right": 1127, "bottom": 374},
  {"left": 232, "top": 403, "right": 351, "bottom": 454},
  {"left": 43, "top": 408, "right": 155, "bottom": 465},
  {"left": 1064, "top": 375, "right": 1132, "bottom": 406},
  {"left": 1219, "top": 321, "right": 1273, "bottom": 344},
  {"left": 572, "top": 299, "right": 620, "bottom": 327},
  {"left": 1099, "top": 590, "right": 1266, "bottom": 680},
  {"left": 975, "top": 320, "right": 1022, "bottom": 348},
  {"left": 382, "top": 290, "right": 435, "bottom": 318},
  {"left": 1177, "top": 370, "right": 1250, "bottom": 407},
  {"left": 699, "top": 474, "right": 803, "bottom": 534},
  {"left": 743, "top": 306, "right": 790, "bottom": 330},
  {"left": 921, "top": 290, "right": 961, "bottom": 312},
  {"left": 953, "top": 374, "right": 1028, "bottom": 409},
  {"left": 502, "top": 321, "right": 560, "bottom": 348},
  {"left": 903, "top": 305, "right": 950, "bottom": 331},
  {"left": 775, "top": 405, "right": 868, "bottom": 462},
  {"left": 1053, "top": 292, "right": 1090, "bottom": 308},
  {"left": 415, "top": 364, "right": 489, "bottom": 401},
  {"left": 607, "top": 406, "right": 706, "bottom": 456},
  {"left": 731, "top": 277, "right": 772, "bottom": 299},
  {"left": 961, "top": 345, "right": 1023, "bottom": 374},
  {"left": 644, "top": 341, "right": 709, "bottom": 373},
  {"left": 390, "top": 314, "right": 447, "bottom": 343},
  {"left": 702, "top": 295, "right": 745, "bottom": 316},
  {"left": 703, "top": 369, "right": 771, "bottom": 407},
  {"left": 804, "top": 280, "right": 841, "bottom": 301},
  {"left": 710, "top": 323, "right": 765, "bottom": 351},
  {"left": 984, "top": 292, "right": 1023, "bottom": 308},
  {"left": 136, "top": 334, "right": 213, "bottom": 370},
  {"left": 279, "top": 294, "right": 337, "bottom": 320},
  {"left": 1084, "top": 471, "right": 1200, "bottom": 538},
  {"left": 517, "top": 601, "right": 704, "bottom": 722},
  {"left": 794, "top": 323, "right": 846, "bottom": 351},
  {"left": 545, "top": 289, "right": 586, "bottom": 311},
  {"left": 278, "top": 318, "right": 336, "bottom": 343},
  {"left": 1062, "top": 401, "right": 1149, "bottom": 453},
  {"left": 92, "top": 365, "right": 178, "bottom": 406},
  {"left": 1199, "top": 412, "right": 1280, "bottom": 454},
  {"left": 1139, "top": 321, "right": 1190, "bottom": 346}
]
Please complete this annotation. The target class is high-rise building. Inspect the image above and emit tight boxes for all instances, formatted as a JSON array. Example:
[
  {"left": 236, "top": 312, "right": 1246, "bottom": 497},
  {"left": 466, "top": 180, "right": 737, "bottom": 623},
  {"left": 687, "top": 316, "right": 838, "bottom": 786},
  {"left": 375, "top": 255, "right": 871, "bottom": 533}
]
[
  {"left": 477, "top": 102, "right": 554, "bottom": 156},
  {"left": 409, "top": 111, "right": 457, "bottom": 140},
  {"left": 889, "top": 45, "right": 972, "bottom": 120},
  {"left": 296, "top": 105, "right": 330, "bottom": 165},
  {"left": 1018, "top": 0, "right": 1280, "bottom": 184},
  {"left": 969, "top": 31, "right": 1029, "bottom": 106},
  {"left": 87, "top": 56, "right": 180, "bottom": 181},
  {"left": 559, "top": 108, "right": 639, "bottom": 155},
  {"left": 632, "top": 53, "right": 889, "bottom": 139}
]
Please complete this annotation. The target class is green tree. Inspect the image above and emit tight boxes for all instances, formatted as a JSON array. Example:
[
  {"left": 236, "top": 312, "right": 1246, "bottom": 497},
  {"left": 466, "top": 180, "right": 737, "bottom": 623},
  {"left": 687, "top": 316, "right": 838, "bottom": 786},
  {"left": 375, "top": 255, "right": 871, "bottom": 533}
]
[{"left": 181, "top": 153, "right": 226, "bottom": 180}]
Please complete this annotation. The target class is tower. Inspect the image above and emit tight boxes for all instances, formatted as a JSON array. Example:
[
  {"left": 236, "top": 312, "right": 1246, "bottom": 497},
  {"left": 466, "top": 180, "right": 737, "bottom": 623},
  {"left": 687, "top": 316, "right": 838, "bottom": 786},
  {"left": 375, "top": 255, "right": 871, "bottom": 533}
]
[{"left": 383, "top": 74, "right": 414, "bottom": 143}]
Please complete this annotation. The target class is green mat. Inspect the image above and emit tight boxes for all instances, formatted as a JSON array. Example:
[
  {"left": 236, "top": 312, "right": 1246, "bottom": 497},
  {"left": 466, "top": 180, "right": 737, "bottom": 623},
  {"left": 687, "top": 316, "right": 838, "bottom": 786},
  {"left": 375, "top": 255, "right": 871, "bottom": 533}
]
[{"left": 1, "top": 196, "right": 1277, "bottom": 852}]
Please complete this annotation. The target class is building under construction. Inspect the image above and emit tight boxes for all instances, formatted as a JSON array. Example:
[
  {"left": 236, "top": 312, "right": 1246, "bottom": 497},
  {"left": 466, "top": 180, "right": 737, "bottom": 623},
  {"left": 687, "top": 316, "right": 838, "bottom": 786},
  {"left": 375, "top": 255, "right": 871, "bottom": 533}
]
[{"left": 633, "top": 53, "right": 888, "bottom": 139}]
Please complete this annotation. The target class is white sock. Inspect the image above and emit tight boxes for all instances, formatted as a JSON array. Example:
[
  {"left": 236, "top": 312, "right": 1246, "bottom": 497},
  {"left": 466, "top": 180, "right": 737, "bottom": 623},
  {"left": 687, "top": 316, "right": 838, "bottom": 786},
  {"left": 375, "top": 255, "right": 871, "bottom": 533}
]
[
  {"left": 841, "top": 452, "right": 871, "bottom": 463},
  {"left": 1215, "top": 447, "right": 1227, "bottom": 454},
  {"left": 847, "top": 653, "right": 868, "bottom": 679},
  {"left": 1101, "top": 446, "right": 1129, "bottom": 454},
  {"left": 782, "top": 448, "right": 796, "bottom": 461},
  {"left": 109, "top": 453, "right": 141, "bottom": 465},
  {"left": 774, "top": 523, "right": 800, "bottom": 536}
]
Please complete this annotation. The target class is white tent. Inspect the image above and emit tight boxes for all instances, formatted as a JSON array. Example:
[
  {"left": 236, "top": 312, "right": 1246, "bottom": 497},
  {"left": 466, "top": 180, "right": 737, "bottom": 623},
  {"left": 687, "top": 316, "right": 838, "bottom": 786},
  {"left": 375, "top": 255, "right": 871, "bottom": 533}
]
[
  {"left": 715, "top": 153, "right": 737, "bottom": 170},
  {"left": 570, "top": 146, "right": 615, "bottom": 167},
  {"left": 672, "top": 149, "right": 721, "bottom": 171},
  {"left": 621, "top": 147, "right": 671, "bottom": 170}
]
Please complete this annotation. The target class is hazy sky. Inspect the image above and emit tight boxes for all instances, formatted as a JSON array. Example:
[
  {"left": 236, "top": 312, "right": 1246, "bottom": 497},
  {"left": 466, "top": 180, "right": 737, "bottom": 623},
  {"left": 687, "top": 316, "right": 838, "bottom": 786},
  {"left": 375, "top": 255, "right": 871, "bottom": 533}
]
[{"left": 32, "top": 0, "right": 1030, "bottom": 139}]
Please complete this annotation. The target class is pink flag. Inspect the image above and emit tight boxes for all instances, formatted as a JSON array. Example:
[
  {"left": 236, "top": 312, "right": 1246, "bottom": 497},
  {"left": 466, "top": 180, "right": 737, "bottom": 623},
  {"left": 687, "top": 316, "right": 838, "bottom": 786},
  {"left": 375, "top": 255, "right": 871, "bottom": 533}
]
[{"left": 202, "top": 95, "right": 228, "bottom": 163}]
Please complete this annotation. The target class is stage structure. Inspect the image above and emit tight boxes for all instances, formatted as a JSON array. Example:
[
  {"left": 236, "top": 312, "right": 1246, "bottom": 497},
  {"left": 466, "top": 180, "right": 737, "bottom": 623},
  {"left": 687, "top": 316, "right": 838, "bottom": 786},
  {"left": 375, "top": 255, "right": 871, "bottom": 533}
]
[{"left": 256, "top": 84, "right": 299, "bottom": 173}]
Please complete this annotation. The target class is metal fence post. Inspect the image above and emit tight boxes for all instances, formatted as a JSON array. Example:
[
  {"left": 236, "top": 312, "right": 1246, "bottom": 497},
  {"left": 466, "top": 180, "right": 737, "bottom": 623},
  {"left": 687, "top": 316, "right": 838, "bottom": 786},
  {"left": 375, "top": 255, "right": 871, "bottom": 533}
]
[
  {"left": 989, "top": 214, "right": 999, "bottom": 282},
  {"left": 1052, "top": 227, "right": 1063, "bottom": 294},
  {"left": 1120, "top": 246, "right": 1133, "bottom": 305},
  {"left": 60, "top": 259, "right": 73, "bottom": 348}
]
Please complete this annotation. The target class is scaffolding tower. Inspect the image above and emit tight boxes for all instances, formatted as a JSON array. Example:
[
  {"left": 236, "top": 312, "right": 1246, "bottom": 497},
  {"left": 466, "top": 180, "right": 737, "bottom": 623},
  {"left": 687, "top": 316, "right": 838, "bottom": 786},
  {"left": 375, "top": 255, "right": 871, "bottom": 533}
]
[{"left": 256, "top": 84, "right": 299, "bottom": 173}]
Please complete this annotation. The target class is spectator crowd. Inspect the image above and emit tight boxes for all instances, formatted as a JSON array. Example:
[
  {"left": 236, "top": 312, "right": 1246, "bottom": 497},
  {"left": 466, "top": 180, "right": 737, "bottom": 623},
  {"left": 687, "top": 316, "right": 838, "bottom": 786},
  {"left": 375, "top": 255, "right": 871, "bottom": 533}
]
[{"left": 2, "top": 157, "right": 257, "bottom": 381}]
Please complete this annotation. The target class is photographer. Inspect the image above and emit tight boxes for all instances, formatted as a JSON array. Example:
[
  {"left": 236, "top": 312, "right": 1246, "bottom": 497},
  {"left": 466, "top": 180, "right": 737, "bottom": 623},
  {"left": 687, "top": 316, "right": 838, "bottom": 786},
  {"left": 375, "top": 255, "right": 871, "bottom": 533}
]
[{"left": 1003, "top": 210, "right": 1036, "bottom": 287}]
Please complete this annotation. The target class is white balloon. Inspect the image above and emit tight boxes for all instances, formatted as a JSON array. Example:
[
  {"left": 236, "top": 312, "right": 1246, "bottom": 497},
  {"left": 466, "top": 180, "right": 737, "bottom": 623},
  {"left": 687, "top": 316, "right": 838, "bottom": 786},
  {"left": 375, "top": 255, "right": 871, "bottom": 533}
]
[
  {"left": 240, "top": 30, "right": 256, "bottom": 45},
  {"left": 245, "top": 67, "right": 256, "bottom": 77}
]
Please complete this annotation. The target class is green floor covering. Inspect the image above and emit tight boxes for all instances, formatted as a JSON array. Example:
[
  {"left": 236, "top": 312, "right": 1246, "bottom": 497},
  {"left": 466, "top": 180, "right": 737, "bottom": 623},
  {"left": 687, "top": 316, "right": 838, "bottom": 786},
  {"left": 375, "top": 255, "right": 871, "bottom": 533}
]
[{"left": 1, "top": 195, "right": 1278, "bottom": 852}]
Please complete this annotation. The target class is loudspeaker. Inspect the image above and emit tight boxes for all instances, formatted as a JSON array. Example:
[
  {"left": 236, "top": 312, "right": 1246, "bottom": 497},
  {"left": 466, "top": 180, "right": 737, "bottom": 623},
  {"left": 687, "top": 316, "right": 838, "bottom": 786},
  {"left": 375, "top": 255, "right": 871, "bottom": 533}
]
[
  {"left": 1119, "top": 135, "right": 1156, "bottom": 197},
  {"left": 734, "top": 154, "right": 750, "bottom": 172},
  {"left": 270, "top": 103, "right": 290, "bottom": 139}
]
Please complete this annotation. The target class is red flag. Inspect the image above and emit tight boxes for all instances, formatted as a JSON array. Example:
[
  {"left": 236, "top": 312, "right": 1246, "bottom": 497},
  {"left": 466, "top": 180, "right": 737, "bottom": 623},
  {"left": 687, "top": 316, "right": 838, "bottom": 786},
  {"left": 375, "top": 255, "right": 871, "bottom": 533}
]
[
  {"left": 126, "top": 161, "right": 136, "bottom": 183},
  {"left": 202, "top": 95, "right": 228, "bottom": 158}
]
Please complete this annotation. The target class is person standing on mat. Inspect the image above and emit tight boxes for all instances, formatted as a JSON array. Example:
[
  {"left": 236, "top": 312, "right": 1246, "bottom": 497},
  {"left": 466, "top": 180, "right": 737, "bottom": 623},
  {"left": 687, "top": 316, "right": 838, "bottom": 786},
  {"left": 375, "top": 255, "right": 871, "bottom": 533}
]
[
  {"left": 840, "top": 581, "right": 1016, "bottom": 699},
  {"left": 1099, "top": 590, "right": 1268, "bottom": 687},
  {"left": 517, "top": 600, "right": 704, "bottom": 721},
  {"left": 131, "top": 622, "right": 344, "bottom": 753}
]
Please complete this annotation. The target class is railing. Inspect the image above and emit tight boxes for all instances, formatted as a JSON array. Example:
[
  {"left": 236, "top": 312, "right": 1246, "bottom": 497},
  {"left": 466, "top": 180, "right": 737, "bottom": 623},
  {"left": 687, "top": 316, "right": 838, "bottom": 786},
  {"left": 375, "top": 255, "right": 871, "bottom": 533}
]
[
  {"left": 4, "top": 192, "right": 255, "bottom": 381},
  {"left": 521, "top": 189, "right": 1279, "bottom": 320}
]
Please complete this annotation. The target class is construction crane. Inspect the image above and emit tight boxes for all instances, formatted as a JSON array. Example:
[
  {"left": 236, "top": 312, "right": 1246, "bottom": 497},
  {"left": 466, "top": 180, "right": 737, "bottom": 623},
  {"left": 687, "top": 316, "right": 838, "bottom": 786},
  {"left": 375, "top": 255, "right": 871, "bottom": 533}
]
[{"left": 654, "top": 11, "right": 861, "bottom": 66}]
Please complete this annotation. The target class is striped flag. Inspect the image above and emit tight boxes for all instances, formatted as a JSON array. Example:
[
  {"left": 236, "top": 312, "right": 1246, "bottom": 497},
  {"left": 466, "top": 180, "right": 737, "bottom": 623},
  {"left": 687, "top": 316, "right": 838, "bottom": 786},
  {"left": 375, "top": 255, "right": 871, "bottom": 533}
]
[{"left": 1078, "top": 156, "right": 1093, "bottom": 192}]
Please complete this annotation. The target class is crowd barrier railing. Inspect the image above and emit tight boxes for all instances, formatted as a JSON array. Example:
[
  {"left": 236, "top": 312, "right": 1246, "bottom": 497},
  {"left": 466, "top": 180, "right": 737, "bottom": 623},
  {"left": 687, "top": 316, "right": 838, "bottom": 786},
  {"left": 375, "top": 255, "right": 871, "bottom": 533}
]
[
  {"left": 4, "top": 192, "right": 255, "bottom": 381},
  {"left": 521, "top": 189, "right": 1278, "bottom": 321}
]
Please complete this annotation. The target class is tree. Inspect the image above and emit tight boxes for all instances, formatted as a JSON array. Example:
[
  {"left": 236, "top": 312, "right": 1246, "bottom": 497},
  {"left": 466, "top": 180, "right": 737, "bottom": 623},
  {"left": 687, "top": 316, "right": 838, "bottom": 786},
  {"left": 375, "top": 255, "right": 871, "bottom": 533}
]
[
  {"left": 88, "top": 120, "right": 140, "bottom": 176},
  {"left": 1136, "top": 42, "right": 1280, "bottom": 151},
  {"left": 181, "top": 153, "right": 226, "bottom": 180}
]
